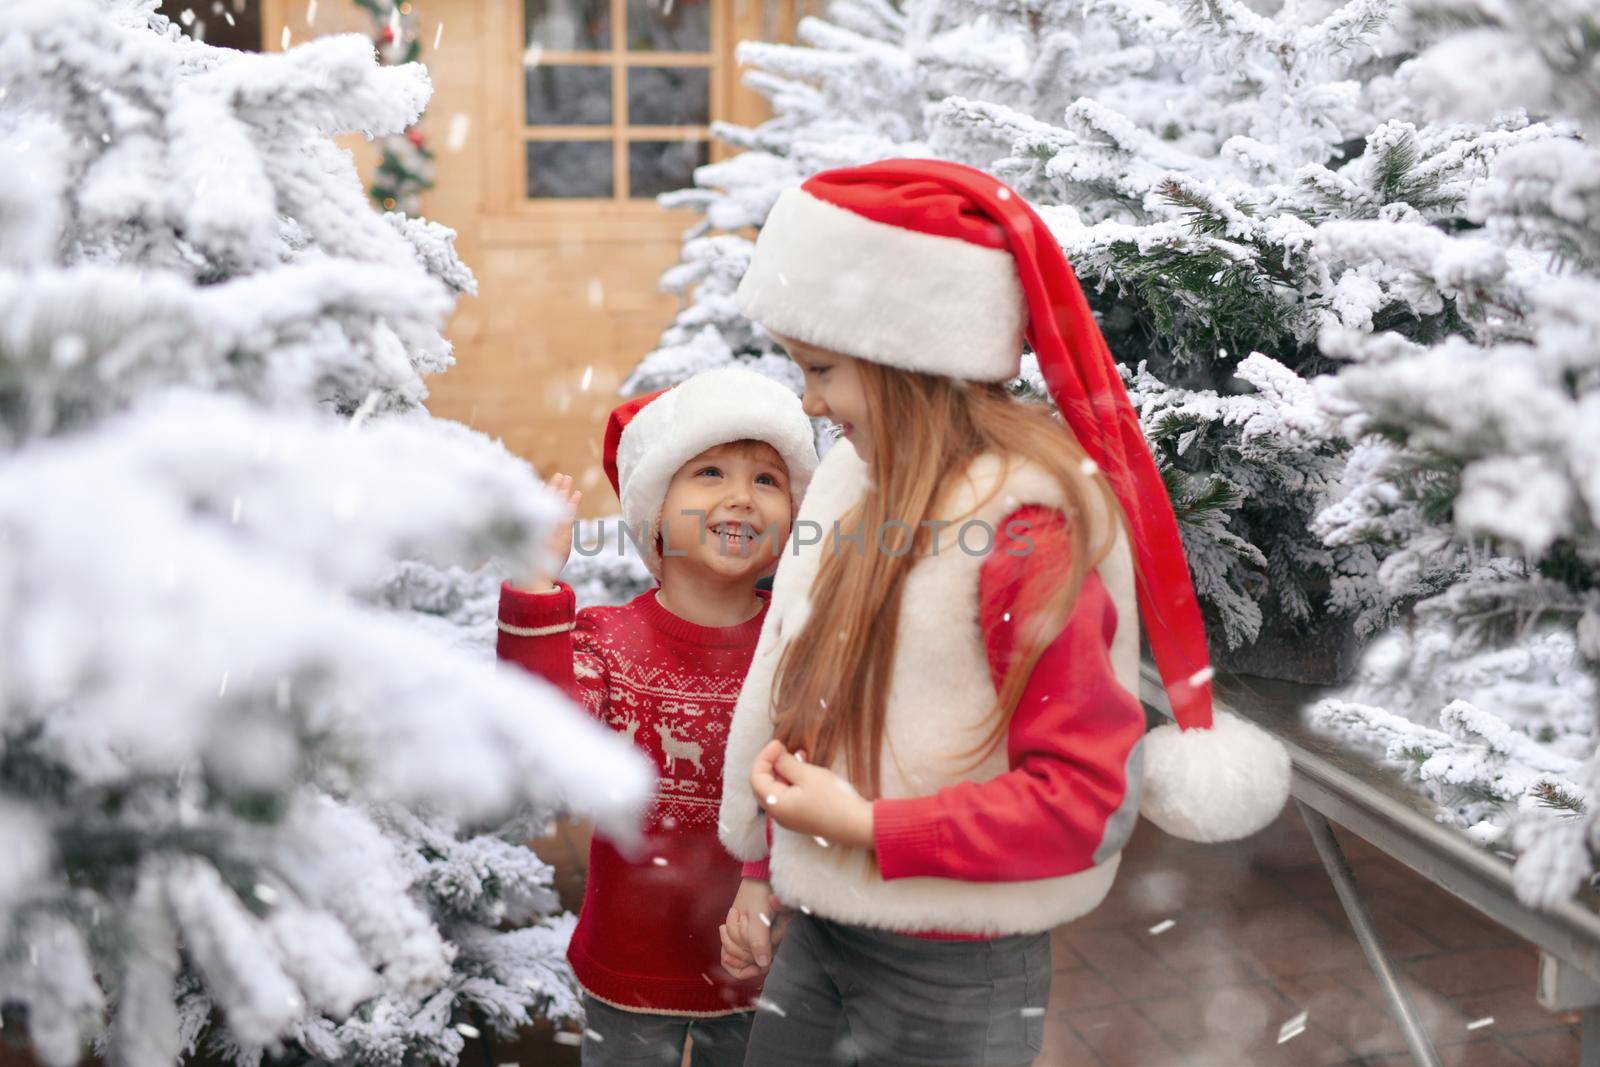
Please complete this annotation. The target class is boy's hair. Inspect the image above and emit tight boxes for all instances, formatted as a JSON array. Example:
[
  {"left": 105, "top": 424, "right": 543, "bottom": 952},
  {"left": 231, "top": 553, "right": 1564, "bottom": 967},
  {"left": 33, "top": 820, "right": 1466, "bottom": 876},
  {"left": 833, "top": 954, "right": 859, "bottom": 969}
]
[{"left": 705, "top": 438, "right": 785, "bottom": 461}]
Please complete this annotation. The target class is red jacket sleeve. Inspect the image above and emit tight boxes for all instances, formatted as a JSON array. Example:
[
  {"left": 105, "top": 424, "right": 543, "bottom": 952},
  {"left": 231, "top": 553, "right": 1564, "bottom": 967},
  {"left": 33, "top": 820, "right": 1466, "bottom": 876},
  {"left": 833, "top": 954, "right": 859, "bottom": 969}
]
[
  {"left": 496, "top": 579, "right": 609, "bottom": 719},
  {"left": 870, "top": 504, "right": 1146, "bottom": 882}
]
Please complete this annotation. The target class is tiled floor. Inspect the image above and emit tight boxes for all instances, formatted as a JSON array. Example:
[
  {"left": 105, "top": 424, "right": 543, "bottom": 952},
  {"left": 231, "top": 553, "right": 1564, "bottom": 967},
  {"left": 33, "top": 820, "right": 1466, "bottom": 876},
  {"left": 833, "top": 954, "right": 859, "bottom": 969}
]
[
  {"left": 504, "top": 800, "right": 1586, "bottom": 1065},
  {"left": 1037, "top": 804, "right": 1584, "bottom": 1067},
  {"left": 0, "top": 805, "right": 1579, "bottom": 1067}
]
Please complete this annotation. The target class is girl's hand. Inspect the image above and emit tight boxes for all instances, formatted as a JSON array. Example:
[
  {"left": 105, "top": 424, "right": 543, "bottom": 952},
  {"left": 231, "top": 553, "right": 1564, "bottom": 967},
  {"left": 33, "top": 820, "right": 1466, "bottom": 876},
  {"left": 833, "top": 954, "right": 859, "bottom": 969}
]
[
  {"left": 750, "top": 739, "right": 875, "bottom": 849},
  {"left": 719, "top": 878, "right": 791, "bottom": 978},
  {"left": 517, "top": 472, "right": 580, "bottom": 592}
]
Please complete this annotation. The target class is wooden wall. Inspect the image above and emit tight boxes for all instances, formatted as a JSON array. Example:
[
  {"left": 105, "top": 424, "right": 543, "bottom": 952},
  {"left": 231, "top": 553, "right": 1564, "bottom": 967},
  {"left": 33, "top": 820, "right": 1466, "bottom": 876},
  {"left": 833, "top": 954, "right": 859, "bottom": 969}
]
[{"left": 262, "top": 0, "right": 802, "bottom": 519}]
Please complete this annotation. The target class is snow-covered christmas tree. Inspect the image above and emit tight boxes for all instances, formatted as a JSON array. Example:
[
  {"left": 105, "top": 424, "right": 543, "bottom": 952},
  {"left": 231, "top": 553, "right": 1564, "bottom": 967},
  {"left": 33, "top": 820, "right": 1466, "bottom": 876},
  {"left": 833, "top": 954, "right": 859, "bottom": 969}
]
[
  {"left": 1304, "top": 0, "right": 1600, "bottom": 907},
  {"left": 0, "top": 3, "right": 653, "bottom": 1063},
  {"left": 621, "top": 0, "right": 1600, "bottom": 901},
  {"left": 933, "top": 0, "right": 1574, "bottom": 678},
  {"left": 630, "top": 0, "right": 1538, "bottom": 679}
]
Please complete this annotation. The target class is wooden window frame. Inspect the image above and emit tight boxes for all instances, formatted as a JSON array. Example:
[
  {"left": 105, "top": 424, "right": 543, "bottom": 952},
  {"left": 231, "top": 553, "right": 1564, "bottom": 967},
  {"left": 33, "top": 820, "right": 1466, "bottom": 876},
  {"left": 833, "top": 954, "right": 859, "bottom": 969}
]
[{"left": 488, "top": 0, "right": 729, "bottom": 216}]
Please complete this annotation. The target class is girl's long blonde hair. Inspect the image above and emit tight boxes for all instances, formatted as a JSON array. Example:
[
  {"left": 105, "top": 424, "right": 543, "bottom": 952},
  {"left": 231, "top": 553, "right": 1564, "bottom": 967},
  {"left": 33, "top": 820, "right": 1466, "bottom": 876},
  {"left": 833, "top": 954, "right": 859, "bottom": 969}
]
[{"left": 770, "top": 358, "right": 1131, "bottom": 800}]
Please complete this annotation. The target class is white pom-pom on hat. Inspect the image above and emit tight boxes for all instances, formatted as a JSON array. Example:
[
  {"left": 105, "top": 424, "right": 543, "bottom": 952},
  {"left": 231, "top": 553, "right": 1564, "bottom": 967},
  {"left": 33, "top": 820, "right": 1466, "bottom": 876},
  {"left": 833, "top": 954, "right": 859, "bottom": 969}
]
[{"left": 1140, "top": 710, "right": 1292, "bottom": 843}]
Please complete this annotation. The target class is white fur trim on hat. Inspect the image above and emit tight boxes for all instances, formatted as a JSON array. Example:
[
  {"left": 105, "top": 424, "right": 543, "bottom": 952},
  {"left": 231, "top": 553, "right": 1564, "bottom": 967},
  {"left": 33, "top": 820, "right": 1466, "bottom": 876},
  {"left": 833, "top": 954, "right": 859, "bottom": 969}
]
[
  {"left": 616, "top": 366, "right": 819, "bottom": 580},
  {"left": 1140, "top": 710, "right": 1292, "bottom": 843},
  {"left": 736, "top": 187, "right": 1027, "bottom": 382}
]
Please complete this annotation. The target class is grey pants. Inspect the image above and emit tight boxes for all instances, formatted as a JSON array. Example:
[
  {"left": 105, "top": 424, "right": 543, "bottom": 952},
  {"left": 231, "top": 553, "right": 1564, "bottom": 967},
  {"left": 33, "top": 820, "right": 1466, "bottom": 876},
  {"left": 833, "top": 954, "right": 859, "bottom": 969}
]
[
  {"left": 743, "top": 912, "right": 1050, "bottom": 1067},
  {"left": 580, "top": 992, "right": 753, "bottom": 1066}
]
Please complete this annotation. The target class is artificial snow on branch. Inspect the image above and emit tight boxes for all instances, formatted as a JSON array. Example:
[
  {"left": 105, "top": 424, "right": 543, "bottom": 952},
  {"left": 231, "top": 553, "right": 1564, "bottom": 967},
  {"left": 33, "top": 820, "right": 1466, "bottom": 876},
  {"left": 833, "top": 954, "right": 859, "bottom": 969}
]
[
  {"left": 0, "top": 2, "right": 654, "bottom": 1062},
  {"left": 1306, "top": 0, "right": 1600, "bottom": 906}
]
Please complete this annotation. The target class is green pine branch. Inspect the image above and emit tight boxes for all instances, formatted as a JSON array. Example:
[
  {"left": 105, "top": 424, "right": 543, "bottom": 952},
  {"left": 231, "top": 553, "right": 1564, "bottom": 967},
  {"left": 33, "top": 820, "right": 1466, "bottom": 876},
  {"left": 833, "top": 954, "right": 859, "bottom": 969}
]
[{"left": 1531, "top": 778, "right": 1588, "bottom": 816}]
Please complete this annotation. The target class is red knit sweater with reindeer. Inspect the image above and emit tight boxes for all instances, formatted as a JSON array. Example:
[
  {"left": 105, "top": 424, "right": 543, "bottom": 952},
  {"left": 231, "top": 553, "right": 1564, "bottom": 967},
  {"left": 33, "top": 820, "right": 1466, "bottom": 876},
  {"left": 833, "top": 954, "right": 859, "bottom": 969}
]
[{"left": 496, "top": 580, "right": 772, "bottom": 1017}]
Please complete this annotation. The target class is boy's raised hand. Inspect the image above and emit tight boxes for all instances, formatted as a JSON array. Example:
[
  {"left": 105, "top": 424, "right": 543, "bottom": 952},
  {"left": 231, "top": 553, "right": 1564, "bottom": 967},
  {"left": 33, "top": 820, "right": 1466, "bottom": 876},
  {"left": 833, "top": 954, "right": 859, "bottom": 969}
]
[{"left": 519, "top": 472, "right": 581, "bottom": 592}]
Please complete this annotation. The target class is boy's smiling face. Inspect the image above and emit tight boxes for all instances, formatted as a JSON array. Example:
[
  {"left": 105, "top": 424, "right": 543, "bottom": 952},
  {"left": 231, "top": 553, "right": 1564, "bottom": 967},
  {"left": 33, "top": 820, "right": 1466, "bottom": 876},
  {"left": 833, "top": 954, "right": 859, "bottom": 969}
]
[{"left": 658, "top": 440, "right": 793, "bottom": 581}]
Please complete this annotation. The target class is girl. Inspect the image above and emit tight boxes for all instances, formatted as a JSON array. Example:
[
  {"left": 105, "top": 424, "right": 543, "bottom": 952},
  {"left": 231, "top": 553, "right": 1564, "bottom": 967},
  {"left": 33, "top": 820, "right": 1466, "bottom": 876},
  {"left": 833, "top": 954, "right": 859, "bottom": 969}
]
[{"left": 714, "top": 159, "right": 1291, "bottom": 1066}]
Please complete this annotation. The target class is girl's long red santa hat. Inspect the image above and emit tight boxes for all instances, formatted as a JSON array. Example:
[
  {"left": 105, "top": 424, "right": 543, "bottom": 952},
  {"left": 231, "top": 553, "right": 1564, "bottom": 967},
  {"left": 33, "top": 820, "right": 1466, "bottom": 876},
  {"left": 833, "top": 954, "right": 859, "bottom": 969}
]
[{"left": 735, "top": 157, "right": 1290, "bottom": 843}]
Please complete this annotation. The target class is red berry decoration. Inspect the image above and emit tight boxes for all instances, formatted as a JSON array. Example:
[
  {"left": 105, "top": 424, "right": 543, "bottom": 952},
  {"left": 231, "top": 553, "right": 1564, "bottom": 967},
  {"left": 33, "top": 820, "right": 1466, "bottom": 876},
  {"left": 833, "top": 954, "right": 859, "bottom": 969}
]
[
  {"left": 407, "top": 129, "right": 425, "bottom": 147},
  {"left": 380, "top": 25, "right": 396, "bottom": 42}
]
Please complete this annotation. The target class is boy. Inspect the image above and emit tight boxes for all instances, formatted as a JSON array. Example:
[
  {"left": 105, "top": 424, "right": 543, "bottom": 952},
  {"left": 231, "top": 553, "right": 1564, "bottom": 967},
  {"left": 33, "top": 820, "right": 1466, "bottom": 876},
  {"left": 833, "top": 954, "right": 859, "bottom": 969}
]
[{"left": 496, "top": 367, "right": 818, "bottom": 1066}]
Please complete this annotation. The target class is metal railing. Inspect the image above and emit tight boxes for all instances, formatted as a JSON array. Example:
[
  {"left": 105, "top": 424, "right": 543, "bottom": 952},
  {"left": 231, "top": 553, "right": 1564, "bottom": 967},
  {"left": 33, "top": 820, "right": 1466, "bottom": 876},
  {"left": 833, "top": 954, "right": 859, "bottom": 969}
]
[{"left": 1138, "top": 661, "right": 1600, "bottom": 1066}]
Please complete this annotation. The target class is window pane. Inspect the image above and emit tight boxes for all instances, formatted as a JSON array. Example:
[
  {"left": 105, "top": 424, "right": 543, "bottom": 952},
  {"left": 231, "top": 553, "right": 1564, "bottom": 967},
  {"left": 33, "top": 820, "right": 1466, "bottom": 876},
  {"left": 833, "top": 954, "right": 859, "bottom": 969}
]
[
  {"left": 626, "top": 0, "right": 710, "bottom": 51},
  {"left": 626, "top": 67, "right": 709, "bottom": 126},
  {"left": 525, "top": 65, "right": 612, "bottom": 126},
  {"left": 629, "top": 140, "right": 708, "bottom": 198},
  {"left": 525, "top": 0, "right": 611, "bottom": 51},
  {"left": 527, "top": 141, "right": 614, "bottom": 198}
]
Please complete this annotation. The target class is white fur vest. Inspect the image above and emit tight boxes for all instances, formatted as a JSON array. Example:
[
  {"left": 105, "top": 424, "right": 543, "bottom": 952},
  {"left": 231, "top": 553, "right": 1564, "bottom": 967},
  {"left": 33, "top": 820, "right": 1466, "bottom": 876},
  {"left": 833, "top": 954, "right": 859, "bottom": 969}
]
[{"left": 717, "top": 437, "right": 1143, "bottom": 935}]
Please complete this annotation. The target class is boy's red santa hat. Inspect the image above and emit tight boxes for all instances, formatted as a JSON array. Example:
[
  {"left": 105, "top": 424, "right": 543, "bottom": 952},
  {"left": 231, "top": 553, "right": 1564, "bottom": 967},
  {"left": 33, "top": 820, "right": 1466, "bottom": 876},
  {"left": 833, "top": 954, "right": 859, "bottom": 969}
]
[
  {"left": 603, "top": 366, "right": 819, "bottom": 581},
  {"left": 734, "top": 158, "right": 1290, "bottom": 844}
]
